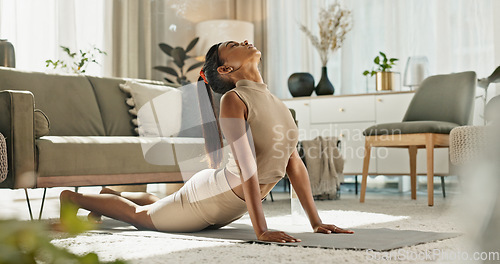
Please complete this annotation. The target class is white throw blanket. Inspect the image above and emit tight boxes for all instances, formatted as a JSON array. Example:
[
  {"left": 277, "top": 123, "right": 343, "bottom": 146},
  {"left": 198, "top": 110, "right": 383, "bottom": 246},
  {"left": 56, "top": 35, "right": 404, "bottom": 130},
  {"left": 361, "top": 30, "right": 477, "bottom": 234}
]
[{"left": 301, "top": 136, "right": 344, "bottom": 198}]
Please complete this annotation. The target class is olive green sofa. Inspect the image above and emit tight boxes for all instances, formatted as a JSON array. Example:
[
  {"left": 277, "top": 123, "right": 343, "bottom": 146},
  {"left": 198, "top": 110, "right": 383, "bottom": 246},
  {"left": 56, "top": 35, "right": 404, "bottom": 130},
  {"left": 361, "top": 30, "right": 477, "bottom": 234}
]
[{"left": 0, "top": 67, "right": 207, "bottom": 190}]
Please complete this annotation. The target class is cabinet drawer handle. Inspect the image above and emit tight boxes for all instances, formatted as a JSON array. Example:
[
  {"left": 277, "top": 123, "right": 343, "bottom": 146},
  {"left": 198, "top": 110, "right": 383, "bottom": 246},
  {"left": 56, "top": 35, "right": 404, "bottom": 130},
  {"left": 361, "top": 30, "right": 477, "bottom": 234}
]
[
  {"left": 339, "top": 108, "right": 345, "bottom": 112},
  {"left": 304, "top": 103, "right": 309, "bottom": 106},
  {"left": 377, "top": 98, "right": 383, "bottom": 102},
  {"left": 339, "top": 133, "right": 344, "bottom": 138}
]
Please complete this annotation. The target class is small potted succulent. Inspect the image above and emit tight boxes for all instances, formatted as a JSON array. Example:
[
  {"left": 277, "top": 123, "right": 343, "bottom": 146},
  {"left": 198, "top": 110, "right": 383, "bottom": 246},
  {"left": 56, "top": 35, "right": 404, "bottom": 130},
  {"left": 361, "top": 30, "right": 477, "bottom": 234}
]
[{"left": 363, "top": 51, "right": 399, "bottom": 91}]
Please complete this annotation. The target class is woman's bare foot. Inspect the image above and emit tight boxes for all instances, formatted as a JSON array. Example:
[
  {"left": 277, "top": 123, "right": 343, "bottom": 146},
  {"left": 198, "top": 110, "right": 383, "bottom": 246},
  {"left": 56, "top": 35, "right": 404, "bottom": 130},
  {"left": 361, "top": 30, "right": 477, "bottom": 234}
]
[
  {"left": 87, "top": 212, "right": 103, "bottom": 224},
  {"left": 59, "top": 190, "right": 78, "bottom": 216},
  {"left": 59, "top": 190, "right": 81, "bottom": 231},
  {"left": 86, "top": 188, "right": 121, "bottom": 224},
  {"left": 59, "top": 190, "right": 98, "bottom": 233}
]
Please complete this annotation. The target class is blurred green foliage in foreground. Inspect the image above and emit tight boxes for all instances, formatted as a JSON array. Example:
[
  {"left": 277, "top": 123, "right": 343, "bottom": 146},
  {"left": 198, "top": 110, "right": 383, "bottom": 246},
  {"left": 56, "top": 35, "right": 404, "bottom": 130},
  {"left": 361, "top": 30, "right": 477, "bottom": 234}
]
[{"left": 0, "top": 203, "right": 126, "bottom": 264}]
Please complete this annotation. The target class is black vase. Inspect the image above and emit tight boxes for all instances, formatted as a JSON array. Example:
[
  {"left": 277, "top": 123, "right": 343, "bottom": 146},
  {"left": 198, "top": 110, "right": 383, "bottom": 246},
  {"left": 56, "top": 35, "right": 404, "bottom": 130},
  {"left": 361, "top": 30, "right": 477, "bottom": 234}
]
[
  {"left": 288, "top": 72, "right": 315, "bottom": 97},
  {"left": 0, "top": 39, "right": 15, "bottom": 68},
  {"left": 315, "top": 66, "right": 334, "bottom": 95}
]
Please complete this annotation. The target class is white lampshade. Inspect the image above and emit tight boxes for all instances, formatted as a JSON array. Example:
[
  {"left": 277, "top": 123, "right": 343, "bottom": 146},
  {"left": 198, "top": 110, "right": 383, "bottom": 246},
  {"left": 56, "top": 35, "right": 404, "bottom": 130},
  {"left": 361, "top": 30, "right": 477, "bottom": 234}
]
[
  {"left": 195, "top": 20, "right": 254, "bottom": 56},
  {"left": 403, "top": 56, "right": 430, "bottom": 90}
]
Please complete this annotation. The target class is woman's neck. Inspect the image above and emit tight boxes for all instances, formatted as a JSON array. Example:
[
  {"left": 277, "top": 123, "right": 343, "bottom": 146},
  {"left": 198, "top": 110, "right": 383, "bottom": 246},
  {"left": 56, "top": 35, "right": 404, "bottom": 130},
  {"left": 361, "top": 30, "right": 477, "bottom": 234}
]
[{"left": 231, "top": 63, "right": 263, "bottom": 84}]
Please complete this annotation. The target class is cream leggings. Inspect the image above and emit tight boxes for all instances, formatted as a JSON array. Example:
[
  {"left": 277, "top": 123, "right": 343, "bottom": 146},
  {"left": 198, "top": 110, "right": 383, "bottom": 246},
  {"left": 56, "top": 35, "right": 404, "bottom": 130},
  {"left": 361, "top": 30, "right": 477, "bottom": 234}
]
[{"left": 146, "top": 168, "right": 248, "bottom": 232}]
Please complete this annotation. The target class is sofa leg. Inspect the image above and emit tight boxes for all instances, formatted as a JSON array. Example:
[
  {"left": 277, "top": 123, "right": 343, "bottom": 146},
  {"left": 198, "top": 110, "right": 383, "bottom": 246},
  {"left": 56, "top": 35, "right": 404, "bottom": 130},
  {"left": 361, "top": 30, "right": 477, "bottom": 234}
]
[
  {"left": 441, "top": 176, "right": 446, "bottom": 198},
  {"left": 39, "top": 188, "right": 47, "bottom": 220},
  {"left": 24, "top": 189, "right": 34, "bottom": 221},
  {"left": 24, "top": 188, "right": 47, "bottom": 221}
]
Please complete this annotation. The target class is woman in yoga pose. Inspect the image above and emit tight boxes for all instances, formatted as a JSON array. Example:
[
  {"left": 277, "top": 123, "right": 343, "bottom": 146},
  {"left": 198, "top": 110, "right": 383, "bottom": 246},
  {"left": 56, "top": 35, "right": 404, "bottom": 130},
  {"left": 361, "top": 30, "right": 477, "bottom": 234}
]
[{"left": 59, "top": 40, "right": 353, "bottom": 243}]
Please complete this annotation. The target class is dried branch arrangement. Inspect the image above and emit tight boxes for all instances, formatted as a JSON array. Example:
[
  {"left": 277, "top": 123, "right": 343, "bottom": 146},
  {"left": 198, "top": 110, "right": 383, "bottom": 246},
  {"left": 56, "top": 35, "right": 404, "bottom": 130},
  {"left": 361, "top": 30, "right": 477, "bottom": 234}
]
[{"left": 300, "top": 1, "right": 353, "bottom": 66}]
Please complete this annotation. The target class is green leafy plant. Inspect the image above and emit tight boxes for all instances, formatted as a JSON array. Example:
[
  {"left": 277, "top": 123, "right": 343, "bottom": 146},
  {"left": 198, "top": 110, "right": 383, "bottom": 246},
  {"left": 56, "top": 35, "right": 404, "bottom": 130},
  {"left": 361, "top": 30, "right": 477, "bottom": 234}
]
[
  {"left": 45, "top": 45, "right": 107, "bottom": 74},
  {"left": 363, "top": 51, "right": 399, "bottom": 76},
  {"left": 154, "top": 37, "right": 204, "bottom": 85},
  {"left": 0, "top": 205, "right": 126, "bottom": 264}
]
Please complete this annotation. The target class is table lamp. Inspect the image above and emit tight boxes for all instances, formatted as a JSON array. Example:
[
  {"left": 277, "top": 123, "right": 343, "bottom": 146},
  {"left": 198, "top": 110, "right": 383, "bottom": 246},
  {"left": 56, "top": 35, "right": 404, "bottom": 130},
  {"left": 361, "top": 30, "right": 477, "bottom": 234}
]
[{"left": 403, "top": 56, "right": 429, "bottom": 90}]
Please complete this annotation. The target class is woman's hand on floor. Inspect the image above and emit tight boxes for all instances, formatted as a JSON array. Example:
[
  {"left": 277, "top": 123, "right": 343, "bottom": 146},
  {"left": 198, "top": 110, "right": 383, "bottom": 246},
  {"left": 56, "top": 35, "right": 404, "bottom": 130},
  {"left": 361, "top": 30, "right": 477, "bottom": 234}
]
[
  {"left": 258, "top": 230, "right": 301, "bottom": 243},
  {"left": 313, "top": 223, "right": 354, "bottom": 234}
]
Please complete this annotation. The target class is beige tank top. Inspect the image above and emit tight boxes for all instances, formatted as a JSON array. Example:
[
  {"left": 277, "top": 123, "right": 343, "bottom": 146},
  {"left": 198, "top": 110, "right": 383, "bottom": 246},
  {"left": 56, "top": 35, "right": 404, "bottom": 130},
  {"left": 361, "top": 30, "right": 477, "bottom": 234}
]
[{"left": 223, "top": 79, "right": 298, "bottom": 184}]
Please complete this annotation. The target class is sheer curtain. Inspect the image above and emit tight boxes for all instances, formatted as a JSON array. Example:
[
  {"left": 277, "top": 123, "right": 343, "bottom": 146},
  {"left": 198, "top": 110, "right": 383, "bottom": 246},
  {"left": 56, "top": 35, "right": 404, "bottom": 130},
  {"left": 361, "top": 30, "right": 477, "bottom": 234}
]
[
  {"left": 0, "top": 0, "right": 106, "bottom": 76},
  {"left": 106, "top": 0, "right": 155, "bottom": 79},
  {"left": 266, "top": 0, "right": 500, "bottom": 99},
  {"left": 232, "top": 0, "right": 268, "bottom": 82}
]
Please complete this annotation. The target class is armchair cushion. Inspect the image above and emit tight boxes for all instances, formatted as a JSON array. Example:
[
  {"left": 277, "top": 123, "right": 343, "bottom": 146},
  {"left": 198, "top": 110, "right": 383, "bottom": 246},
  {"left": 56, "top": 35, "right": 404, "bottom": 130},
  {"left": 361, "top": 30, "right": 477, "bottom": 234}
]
[{"left": 363, "top": 121, "right": 460, "bottom": 136}]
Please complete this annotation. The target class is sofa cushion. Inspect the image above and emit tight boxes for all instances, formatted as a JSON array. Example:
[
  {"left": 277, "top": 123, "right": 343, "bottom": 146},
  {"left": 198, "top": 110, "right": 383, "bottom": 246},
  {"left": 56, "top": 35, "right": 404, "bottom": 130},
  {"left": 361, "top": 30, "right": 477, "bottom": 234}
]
[
  {"left": 34, "top": 109, "right": 50, "bottom": 138},
  {"left": 363, "top": 121, "right": 460, "bottom": 136},
  {"left": 0, "top": 68, "right": 105, "bottom": 136},
  {"left": 117, "top": 85, "right": 139, "bottom": 135},
  {"left": 119, "top": 81, "right": 205, "bottom": 138},
  {"left": 86, "top": 76, "right": 137, "bottom": 136},
  {"left": 122, "top": 81, "right": 183, "bottom": 137},
  {"left": 87, "top": 76, "right": 182, "bottom": 137},
  {"left": 36, "top": 136, "right": 208, "bottom": 178}
]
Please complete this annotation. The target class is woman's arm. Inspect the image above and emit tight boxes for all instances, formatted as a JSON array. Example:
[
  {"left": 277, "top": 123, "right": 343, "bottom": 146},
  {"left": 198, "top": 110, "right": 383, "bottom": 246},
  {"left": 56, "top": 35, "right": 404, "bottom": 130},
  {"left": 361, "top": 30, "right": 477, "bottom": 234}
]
[
  {"left": 286, "top": 149, "right": 354, "bottom": 234},
  {"left": 220, "top": 92, "right": 299, "bottom": 242}
]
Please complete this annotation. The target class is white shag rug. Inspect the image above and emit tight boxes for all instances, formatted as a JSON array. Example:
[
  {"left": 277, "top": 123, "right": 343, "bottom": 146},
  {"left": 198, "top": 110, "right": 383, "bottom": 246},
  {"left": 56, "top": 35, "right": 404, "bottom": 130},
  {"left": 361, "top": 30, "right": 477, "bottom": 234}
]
[{"left": 50, "top": 201, "right": 470, "bottom": 264}]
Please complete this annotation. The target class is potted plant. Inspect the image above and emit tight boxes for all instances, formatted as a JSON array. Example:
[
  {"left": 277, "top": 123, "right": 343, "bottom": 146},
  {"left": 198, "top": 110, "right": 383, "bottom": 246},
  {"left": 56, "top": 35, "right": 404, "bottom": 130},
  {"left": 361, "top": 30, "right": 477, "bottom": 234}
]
[
  {"left": 363, "top": 51, "right": 399, "bottom": 91},
  {"left": 154, "top": 37, "right": 204, "bottom": 86}
]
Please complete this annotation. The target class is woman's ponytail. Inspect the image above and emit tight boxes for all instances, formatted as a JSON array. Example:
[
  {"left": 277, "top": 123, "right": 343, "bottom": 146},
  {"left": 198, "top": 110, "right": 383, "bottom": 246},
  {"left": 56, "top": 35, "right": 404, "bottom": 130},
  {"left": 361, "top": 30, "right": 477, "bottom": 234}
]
[
  {"left": 197, "top": 42, "right": 237, "bottom": 169},
  {"left": 197, "top": 76, "right": 223, "bottom": 169}
]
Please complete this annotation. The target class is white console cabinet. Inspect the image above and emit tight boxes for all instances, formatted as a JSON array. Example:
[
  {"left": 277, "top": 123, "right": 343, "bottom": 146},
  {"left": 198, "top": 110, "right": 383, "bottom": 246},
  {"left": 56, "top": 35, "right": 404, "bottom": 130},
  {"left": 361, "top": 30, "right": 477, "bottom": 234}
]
[{"left": 282, "top": 91, "right": 450, "bottom": 176}]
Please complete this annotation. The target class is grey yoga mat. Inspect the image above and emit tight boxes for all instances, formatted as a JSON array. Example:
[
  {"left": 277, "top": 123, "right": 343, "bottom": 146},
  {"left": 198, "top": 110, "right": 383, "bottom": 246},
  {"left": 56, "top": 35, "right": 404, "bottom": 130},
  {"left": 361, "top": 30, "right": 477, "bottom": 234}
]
[{"left": 93, "top": 219, "right": 460, "bottom": 251}]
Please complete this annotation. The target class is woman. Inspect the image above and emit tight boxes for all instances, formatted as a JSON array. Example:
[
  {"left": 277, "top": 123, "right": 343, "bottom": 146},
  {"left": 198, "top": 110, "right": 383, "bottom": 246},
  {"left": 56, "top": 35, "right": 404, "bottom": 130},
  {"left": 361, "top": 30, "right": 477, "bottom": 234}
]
[{"left": 59, "top": 40, "right": 353, "bottom": 243}]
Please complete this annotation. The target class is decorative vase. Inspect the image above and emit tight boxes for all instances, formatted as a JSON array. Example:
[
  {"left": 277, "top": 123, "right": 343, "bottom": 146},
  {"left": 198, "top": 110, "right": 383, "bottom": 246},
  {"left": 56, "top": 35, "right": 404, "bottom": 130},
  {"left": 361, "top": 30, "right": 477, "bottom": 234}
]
[
  {"left": 376, "top": 71, "right": 400, "bottom": 91},
  {"left": 288, "top": 72, "right": 315, "bottom": 97},
  {"left": 315, "top": 66, "right": 334, "bottom": 95},
  {"left": 0, "top": 39, "right": 15, "bottom": 68}
]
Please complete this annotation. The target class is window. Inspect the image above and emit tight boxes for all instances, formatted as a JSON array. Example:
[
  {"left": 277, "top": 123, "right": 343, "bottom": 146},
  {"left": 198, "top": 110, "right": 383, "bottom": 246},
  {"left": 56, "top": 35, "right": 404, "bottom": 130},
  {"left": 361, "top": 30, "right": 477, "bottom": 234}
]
[{"left": 0, "top": 0, "right": 106, "bottom": 76}]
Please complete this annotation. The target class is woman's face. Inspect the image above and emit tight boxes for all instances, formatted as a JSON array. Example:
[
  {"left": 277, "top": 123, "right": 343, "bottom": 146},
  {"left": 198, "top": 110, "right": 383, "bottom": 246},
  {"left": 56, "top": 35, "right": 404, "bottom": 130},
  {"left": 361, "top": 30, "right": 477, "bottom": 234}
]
[{"left": 217, "top": 40, "right": 261, "bottom": 73}]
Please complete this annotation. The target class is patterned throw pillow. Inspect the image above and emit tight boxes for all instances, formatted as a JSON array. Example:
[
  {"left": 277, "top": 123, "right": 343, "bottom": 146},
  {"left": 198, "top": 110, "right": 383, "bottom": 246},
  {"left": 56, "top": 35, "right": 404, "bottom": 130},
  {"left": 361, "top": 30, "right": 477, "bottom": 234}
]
[
  {"left": 119, "top": 81, "right": 182, "bottom": 137},
  {"left": 119, "top": 83, "right": 139, "bottom": 134}
]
